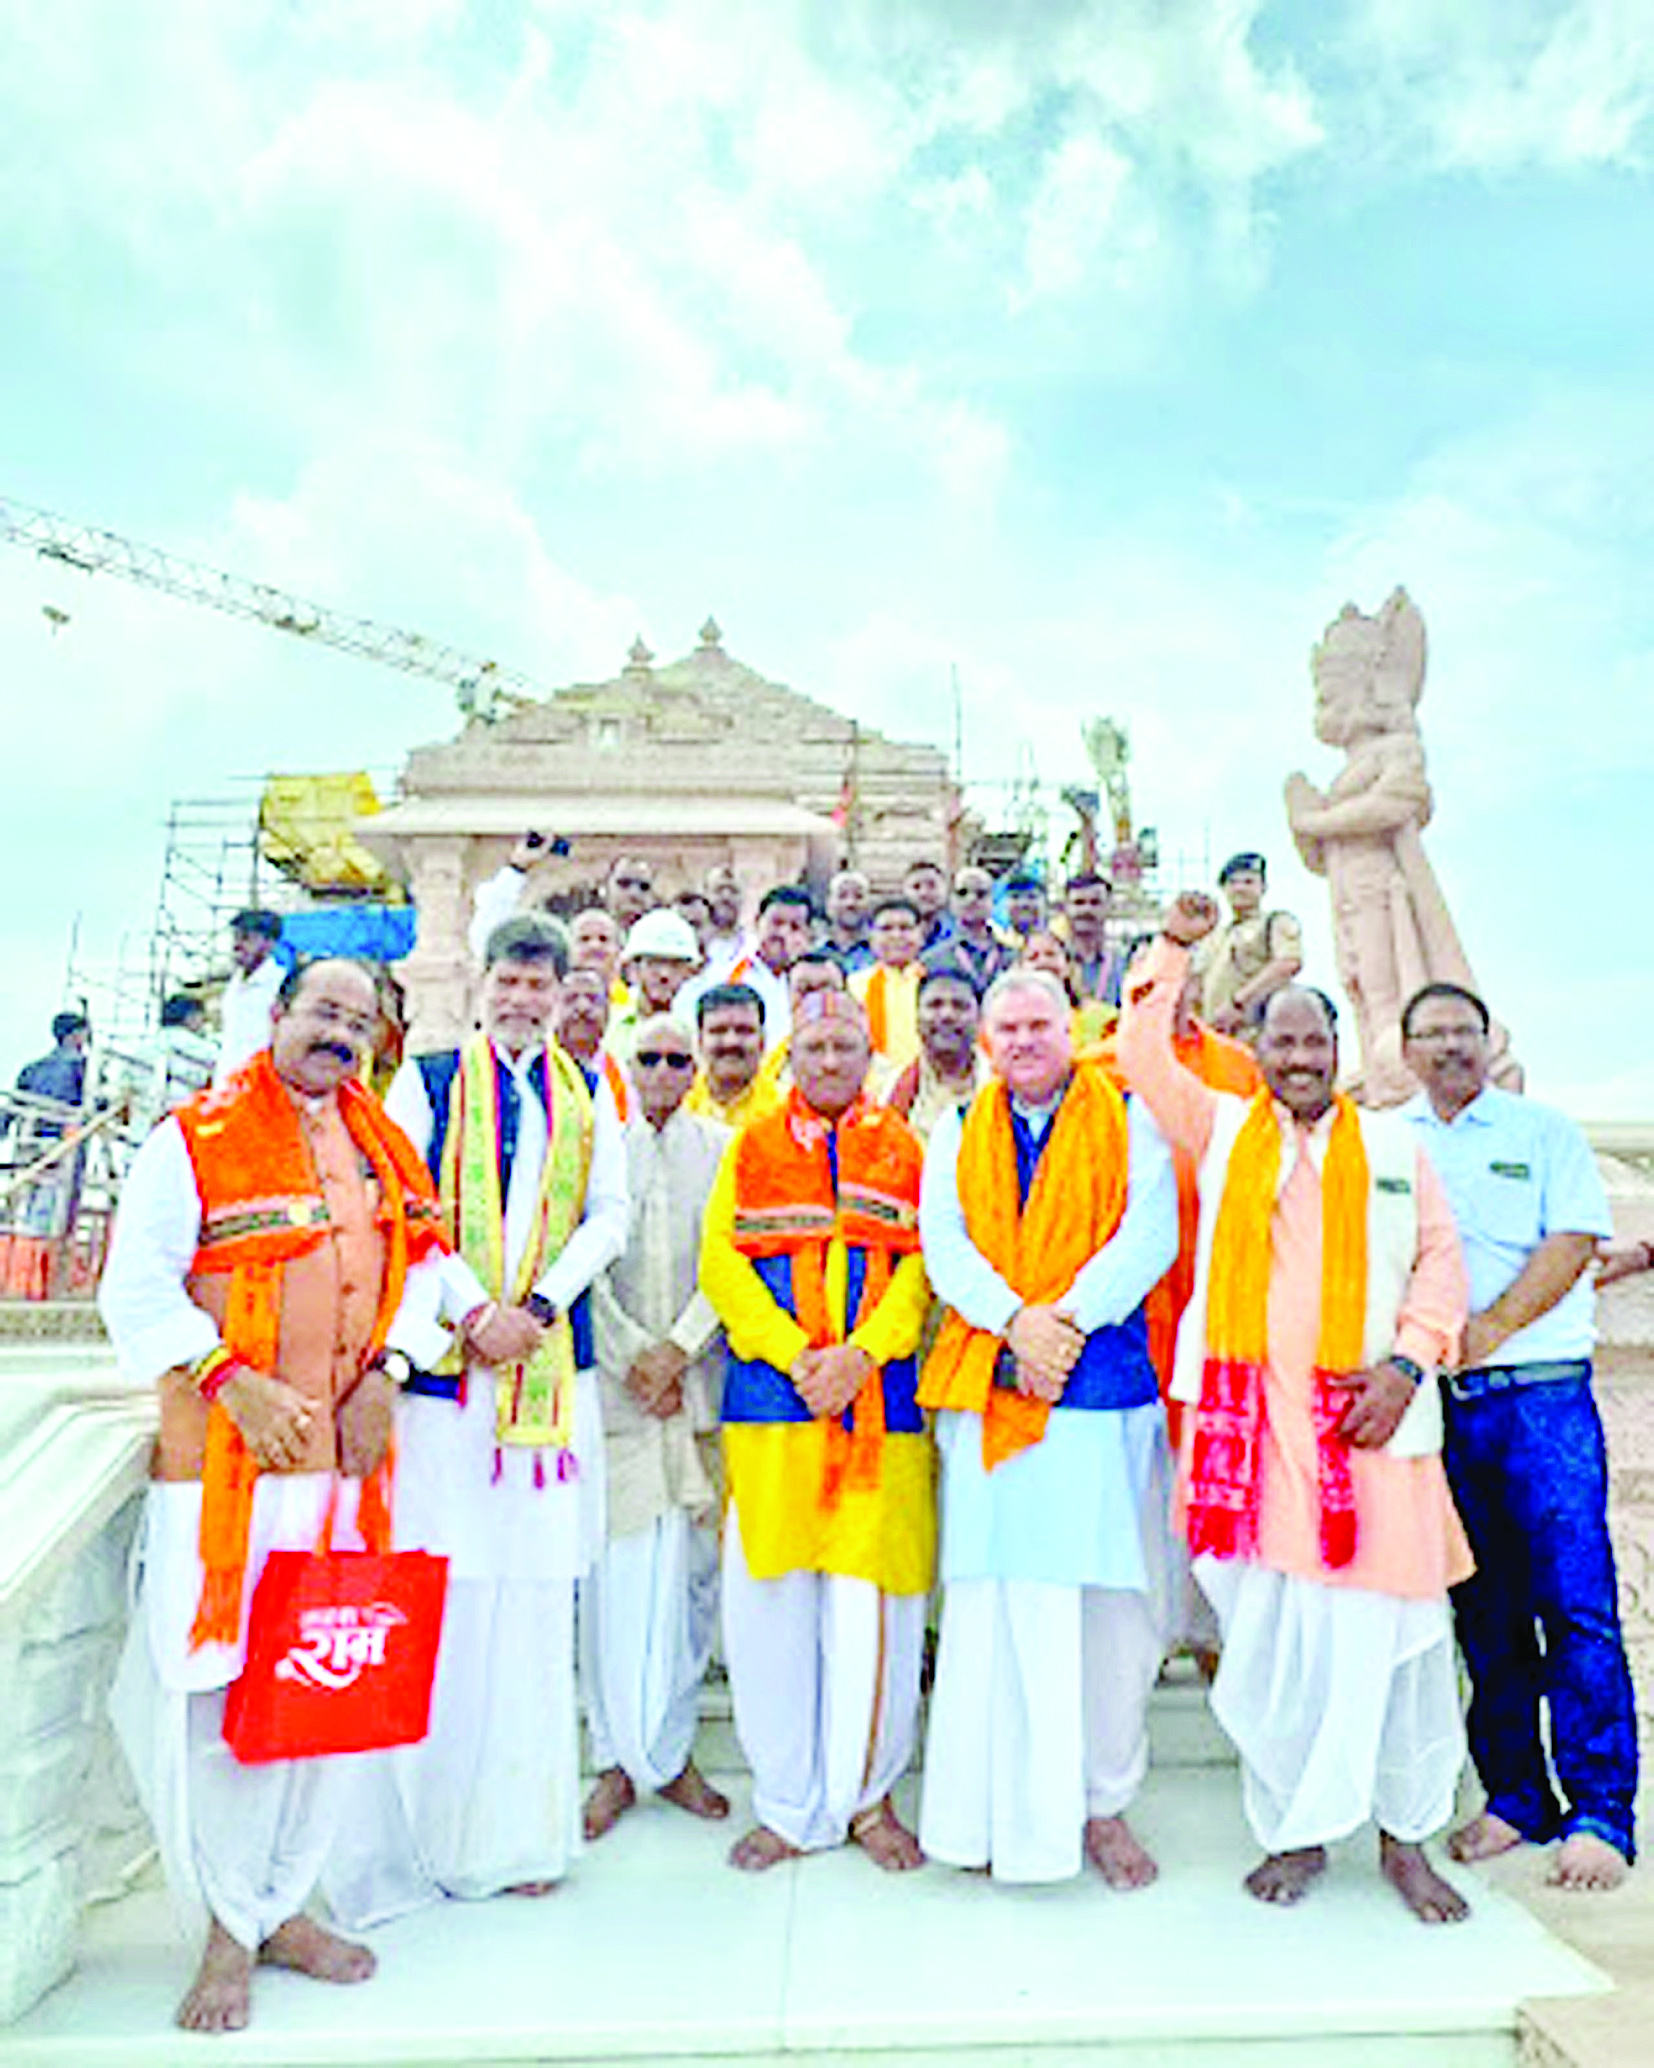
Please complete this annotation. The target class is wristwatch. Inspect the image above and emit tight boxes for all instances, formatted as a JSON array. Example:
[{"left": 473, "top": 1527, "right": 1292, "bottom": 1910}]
[
  {"left": 372, "top": 1347, "right": 417, "bottom": 1388},
  {"left": 1388, "top": 1353, "right": 1426, "bottom": 1387},
  {"left": 523, "top": 1292, "right": 559, "bottom": 1327}
]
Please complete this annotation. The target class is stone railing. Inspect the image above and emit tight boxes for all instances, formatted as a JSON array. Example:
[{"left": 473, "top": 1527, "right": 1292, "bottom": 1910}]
[{"left": 0, "top": 1343, "right": 155, "bottom": 2024}]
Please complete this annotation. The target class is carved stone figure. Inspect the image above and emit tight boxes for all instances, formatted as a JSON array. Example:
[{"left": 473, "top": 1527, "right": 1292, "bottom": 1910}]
[{"left": 1284, "top": 587, "right": 1520, "bottom": 1106}]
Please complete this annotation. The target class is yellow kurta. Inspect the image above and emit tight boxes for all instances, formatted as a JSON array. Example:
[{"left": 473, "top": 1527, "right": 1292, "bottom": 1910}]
[{"left": 699, "top": 1144, "right": 934, "bottom": 1593}]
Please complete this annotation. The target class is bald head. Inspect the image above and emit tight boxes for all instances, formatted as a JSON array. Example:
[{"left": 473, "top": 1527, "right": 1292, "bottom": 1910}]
[{"left": 629, "top": 1012, "right": 698, "bottom": 1127}]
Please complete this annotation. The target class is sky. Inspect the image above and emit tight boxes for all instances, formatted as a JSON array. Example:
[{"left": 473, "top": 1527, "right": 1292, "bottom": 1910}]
[{"left": 2, "top": 0, "right": 1651, "bottom": 1112}]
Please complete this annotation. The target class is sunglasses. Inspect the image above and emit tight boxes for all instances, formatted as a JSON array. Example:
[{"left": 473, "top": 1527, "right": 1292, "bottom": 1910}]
[{"left": 636, "top": 1050, "right": 695, "bottom": 1069}]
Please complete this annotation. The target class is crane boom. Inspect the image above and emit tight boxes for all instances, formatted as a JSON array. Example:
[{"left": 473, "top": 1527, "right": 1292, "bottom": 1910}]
[{"left": 0, "top": 491, "right": 536, "bottom": 720}]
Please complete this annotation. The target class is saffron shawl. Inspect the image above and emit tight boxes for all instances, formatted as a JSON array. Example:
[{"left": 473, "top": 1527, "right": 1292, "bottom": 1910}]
[
  {"left": 730, "top": 1088, "right": 922, "bottom": 1504},
  {"left": 918, "top": 1062, "right": 1129, "bottom": 1470},
  {"left": 1185, "top": 1089, "right": 1368, "bottom": 1569},
  {"left": 175, "top": 1053, "right": 446, "bottom": 1647}
]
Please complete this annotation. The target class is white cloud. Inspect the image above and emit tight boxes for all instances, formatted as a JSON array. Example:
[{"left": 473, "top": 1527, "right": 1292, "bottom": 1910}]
[
  {"left": 1343, "top": 0, "right": 1654, "bottom": 169},
  {"left": 1019, "top": 133, "right": 1138, "bottom": 305}
]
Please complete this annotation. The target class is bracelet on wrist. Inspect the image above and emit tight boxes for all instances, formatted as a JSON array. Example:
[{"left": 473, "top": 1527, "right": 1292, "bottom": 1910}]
[
  {"left": 523, "top": 1292, "right": 558, "bottom": 1327},
  {"left": 190, "top": 1344, "right": 241, "bottom": 1404},
  {"left": 462, "top": 1301, "right": 498, "bottom": 1338}
]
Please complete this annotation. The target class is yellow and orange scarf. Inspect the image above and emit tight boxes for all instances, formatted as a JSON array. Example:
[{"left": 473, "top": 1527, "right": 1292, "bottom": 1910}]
[
  {"left": 730, "top": 1088, "right": 922, "bottom": 1505},
  {"left": 176, "top": 1053, "right": 446, "bottom": 1647},
  {"left": 1186, "top": 1089, "right": 1369, "bottom": 1570},
  {"left": 437, "top": 1036, "right": 593, "bottom": 1479},
  {"left": 919, "top": 1062, "right": 1128, "bottom": 1469}
]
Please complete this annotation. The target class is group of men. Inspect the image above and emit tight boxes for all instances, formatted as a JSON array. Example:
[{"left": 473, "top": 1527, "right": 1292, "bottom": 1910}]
[{"left": 95, "top": 840, "right": 1637, "bottom": 2038}]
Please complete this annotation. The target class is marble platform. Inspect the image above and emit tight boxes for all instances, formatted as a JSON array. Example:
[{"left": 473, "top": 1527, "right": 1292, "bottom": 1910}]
[{"left": 3, "top": 1764, "right": 1607, "bottom": 2068}]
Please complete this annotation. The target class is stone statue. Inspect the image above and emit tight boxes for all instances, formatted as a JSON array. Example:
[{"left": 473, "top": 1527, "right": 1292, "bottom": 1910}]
[{"left": 1284, "top": 586, "right": 1520, "bottom": 1106}]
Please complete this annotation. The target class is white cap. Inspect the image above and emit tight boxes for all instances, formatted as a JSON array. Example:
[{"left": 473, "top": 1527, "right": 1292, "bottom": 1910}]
[{"left": 622, "top": 910, "right": 701, "bottom": 964}]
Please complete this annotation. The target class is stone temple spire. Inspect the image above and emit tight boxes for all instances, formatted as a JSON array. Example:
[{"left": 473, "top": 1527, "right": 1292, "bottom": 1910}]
[{"left": 624, "top": 635, "right": 655, "bottom": 678}]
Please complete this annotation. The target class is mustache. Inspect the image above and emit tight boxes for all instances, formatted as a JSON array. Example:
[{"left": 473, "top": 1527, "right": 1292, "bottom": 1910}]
[{"left": 308, "top": 1039, "right": 357, "bottom": 1064}]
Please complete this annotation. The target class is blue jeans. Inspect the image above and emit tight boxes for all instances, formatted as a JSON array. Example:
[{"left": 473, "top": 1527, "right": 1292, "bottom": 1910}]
[{"left": 1443, "top": 1365, "right": 1638, "bottom": 1862}]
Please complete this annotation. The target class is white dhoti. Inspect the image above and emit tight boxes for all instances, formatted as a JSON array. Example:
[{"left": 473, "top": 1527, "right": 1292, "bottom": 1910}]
[
  {"left": 1195, "top": 1557, "right": 1465, "bottom": 1854},
  {"left": 920, "top": 1403, "right": 1170, "bottom": 1883},
  {"left": 582, "top": 1509, "right": 719, "bottom": 1793},
  {"left": 109, "top": 1474, "right": 363, "bottom": 1951},
  {"left": 323, "top": 1369, "right": 604, "bottom": 1926},
  {"left": 721, "top": 1509, "right": 925, "bottom": 1853},
  {"left": 920, "top": 1580, "right": 1163, "bottom": 1882}
]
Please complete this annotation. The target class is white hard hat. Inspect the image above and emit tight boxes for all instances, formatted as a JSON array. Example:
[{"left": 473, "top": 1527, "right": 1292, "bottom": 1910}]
[{"left": 622, "top": 910, "right": 701, "bottom": 964}]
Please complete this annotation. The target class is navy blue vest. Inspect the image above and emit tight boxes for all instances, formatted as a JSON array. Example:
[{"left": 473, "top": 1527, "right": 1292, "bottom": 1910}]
[
  {"left": 414, "top": 1046, "right": 593, "bottom": 1369},
  {"left": 1008, "top": 1097, "right": 1157, "bottom": 1411}
]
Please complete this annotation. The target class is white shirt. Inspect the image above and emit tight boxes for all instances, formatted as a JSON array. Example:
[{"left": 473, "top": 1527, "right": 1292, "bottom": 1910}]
[
  {"left": 382, "top": 1040, "right": 629, "bottom": 1312},
  {"left": 468, "top": 863, "right": 527, "bottom": 963},
  {"left": 1405, "top": 1084, "right": 1613, "bottom": 1365},
  {"left": 212, "top": 955, "right": 284, "bottom": 1087},
  {"left": 382, "top": 1039, "right": 629, "bottom": 1578}
]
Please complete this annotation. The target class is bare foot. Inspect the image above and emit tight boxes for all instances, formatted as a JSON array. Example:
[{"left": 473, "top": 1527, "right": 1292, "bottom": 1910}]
[
  {"left": 1084, "top": 1814, "right": 1159, "bottom": 1891},
  {"left": 658, "top": 1761, "right": 730, "bottom": 1821},
  {"left": 1380, "top": 1834, "right": 1470, "bottom": 1923},
  {"left": 259, "top": 1914, "right": 377, "bottom": 1983},
  {"left": 177, "top": 1919, "right": 254, "bottom": 2033},
  {"left": 1245, "top": 1846, "right": 1327, "bottom": 1906},
  {"left": 1448, "top": 1809, "right": 1525, "bottom": 1863},
  {"left": 583, "top": 1766, "right": 637, "bottom": 1841},
  {"left": 728, "top": 1823, "right": 800, "bottom": 1872},
  {"left": 504, "top": 1879, "right": 560, "bottom": 1896},
  {"left": 1550, "top": 1831, "right": 1630, "bottom": 1893},
  {"left": 849, "top": 1798, "right": 925, "bottom": 1873}
]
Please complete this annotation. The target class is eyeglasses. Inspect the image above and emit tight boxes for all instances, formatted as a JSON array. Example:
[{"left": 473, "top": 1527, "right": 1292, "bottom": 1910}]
[
  {"left": 636, "top": 1050, "right": 695, "bottom": 1069},
  {"left": 1407, "top": 1026, "right": 1486, "bottom": 1045},
  {"left": 614, "top": 875, "right": 651, "bottom": 890}
]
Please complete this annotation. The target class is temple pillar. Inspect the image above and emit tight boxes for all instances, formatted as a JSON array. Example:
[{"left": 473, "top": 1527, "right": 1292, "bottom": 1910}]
[{"left": 399, "top": 834, "right": 474, "bottom": 1051}]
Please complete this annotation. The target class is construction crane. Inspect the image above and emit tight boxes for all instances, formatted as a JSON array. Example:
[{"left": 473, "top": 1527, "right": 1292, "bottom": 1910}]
[{"left": 0, "top": 491, "right": 536, "bottom": 722}]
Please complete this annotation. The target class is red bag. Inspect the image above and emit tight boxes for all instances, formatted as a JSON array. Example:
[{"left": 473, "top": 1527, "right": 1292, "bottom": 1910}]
[{"left": 222, "top": 1484, "right": 448, "bottom": 1765}]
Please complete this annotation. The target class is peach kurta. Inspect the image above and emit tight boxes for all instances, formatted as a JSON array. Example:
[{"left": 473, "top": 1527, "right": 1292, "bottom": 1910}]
[{"left": 1120, "top": 938, "right": 1472, "bottom": 1601}]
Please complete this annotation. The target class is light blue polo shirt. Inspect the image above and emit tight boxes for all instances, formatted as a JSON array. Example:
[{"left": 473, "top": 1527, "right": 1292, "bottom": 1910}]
[{"left": 1406, "top": 1086, "right": 1612, "bottom": 1365}]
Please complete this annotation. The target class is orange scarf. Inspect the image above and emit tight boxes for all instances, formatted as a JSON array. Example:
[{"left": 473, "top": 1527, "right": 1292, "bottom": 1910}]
[
  {"left": 1186, "top": 1090, "right": 1369, "bottom": 1569},
  {"left": 919, "top": 1062, "right": 1128, "bottom": 1469},
  {"left": 601, "top": 1049, "right": 631, "bottom": 1121},
  {"left": 176, "top": 1053, "right": 446, "bottom": 1647},
  {"left": 731, "top": 1088, "right": 922, "bottom": 1504}
]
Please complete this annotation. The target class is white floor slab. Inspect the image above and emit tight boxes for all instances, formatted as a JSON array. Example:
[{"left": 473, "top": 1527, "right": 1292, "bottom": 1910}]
[{"left": 3, "top": 1767, "right": 1607, "bottom": 2066}]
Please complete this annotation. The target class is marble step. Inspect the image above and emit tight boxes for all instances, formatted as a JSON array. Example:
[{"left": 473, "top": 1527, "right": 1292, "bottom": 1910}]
[{"left": 6, "top": 1767, "right": 1607, "bottom": 2067}]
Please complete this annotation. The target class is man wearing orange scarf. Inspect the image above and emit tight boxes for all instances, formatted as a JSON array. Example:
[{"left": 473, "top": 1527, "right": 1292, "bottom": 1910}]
[
  {"left": 98, "top": 960, "right": 469, "bottom": 2036},
  {"left": 850, "top": 895, "right": 926, "bottom": 1082},
  {"left": 1118, "top": 898, "right": 1473, "bottom": 1924},
  {"left": 917, "top": 969, "right": 1178, "bottom": 1887},
  {"left": 699, "top": 991, "right": 933, "bottom": 1873}
]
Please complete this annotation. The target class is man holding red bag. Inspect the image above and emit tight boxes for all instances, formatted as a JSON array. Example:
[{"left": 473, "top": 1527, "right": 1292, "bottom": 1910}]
[{"left": 99, "top": 958, "right": 505, "bottom": 2035}]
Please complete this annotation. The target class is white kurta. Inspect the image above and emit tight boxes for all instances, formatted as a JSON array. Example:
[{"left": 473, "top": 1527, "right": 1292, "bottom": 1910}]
[
  {"left": 326, "top": 1043, "right": 628, "bottom": 1925},
  {"left": 97, "top": 1111, "right": 455, "bottom": 1952},
  {"left": 211, "top": 955, "right": 284, "bottom": 1088},
  {"left": 917, "top": 1090, "right": 1180, "bottom": 1882},
  {"left": 582, "top": 1107, "right": 728, "bottom": 1793}
]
